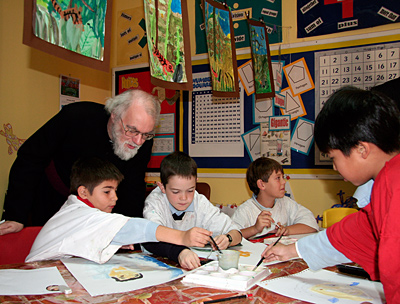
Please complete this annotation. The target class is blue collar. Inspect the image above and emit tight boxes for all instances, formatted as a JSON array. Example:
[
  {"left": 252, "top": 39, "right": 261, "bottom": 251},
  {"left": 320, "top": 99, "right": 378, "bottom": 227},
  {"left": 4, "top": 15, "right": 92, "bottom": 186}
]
[{"left": 169, "top": 201, "right": 195, "bottom": 216}]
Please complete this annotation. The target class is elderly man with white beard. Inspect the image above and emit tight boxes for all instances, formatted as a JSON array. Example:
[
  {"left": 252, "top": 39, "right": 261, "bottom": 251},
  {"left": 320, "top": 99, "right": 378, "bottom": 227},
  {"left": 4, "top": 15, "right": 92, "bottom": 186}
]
[{"left": 0, "top": 89, "right": 160, "bottom": 236}]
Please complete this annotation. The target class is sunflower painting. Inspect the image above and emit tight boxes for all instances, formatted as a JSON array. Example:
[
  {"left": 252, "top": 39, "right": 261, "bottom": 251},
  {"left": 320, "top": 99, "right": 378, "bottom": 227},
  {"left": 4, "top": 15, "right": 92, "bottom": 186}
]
[{"left": 203, "top": 0, "right": 239, "bottom": 97}]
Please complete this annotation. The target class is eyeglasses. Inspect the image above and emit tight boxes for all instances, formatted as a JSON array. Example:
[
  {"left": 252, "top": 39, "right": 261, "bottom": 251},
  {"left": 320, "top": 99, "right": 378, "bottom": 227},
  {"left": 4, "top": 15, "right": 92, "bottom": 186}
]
[{"left": 120, "top": 119, "right": 155, "bottom": 140}]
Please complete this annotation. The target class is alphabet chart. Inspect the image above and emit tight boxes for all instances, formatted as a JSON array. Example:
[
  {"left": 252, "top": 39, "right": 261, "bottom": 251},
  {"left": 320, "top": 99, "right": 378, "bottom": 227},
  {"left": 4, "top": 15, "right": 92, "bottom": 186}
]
[{"left": 315, "top": 42, "right": 400, "bottom": 114}]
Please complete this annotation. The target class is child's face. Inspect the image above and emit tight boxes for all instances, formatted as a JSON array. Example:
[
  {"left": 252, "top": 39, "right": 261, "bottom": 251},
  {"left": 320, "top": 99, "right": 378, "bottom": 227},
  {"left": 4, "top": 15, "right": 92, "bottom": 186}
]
[
  {"left": 85, "top": 180, "right": 119, "bottom": 213},
  {"left": 328, "top": 148, "right": 369, "bottom": 186},
  {"left": 261, "top": 170, "right": 286, "bottom": 198},
  {"left": 160, "top": 175, "right": 196, "bottom": 211}
]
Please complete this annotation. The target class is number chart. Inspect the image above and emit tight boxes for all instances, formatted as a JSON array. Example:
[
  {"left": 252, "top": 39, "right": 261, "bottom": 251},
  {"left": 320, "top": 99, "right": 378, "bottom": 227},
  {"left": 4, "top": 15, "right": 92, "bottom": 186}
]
[{"left": 315, "top": 42, "right": 400, "bottom": 114}]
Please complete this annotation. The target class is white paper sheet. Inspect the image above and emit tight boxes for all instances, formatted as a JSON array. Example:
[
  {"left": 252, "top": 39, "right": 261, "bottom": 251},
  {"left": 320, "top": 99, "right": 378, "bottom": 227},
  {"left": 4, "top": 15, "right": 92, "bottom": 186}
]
[
  {"left": 258, "top": 268, "right": 385, "bottom": 304},
  {"left": 0, "top": 267, "right": 68, "bottom": 295},
  {"left": 62, "top": 253, "right": 186, "bottom": 296}
]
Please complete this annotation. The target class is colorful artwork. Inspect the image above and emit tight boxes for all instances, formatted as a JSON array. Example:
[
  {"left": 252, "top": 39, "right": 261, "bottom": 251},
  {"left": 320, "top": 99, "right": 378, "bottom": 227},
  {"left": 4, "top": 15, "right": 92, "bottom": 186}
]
[
  {"left": 144, "top": 0, "right": 193, "bottom": 90},
  {"left": 203, "top": 0, "right": 239, "bottom": 97},
  {"left": 32, "top": 0, "right": 108, "bottom": 60},
  {"left": 248, "top": 18, "right": 275, "bottom": 99},
  {"left": 0, "top": 124, "right": 25, "bottom": 155},
  {"left": 195, "top": 0, "right": 283, "bottom": 54}
]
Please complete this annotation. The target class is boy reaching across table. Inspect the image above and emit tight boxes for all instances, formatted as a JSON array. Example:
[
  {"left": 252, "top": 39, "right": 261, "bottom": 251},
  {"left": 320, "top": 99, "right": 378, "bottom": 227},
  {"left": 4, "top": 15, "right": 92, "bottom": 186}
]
[
  {"left": 261, "top": 86, "right": 400, "bottom": 303},
  {"left": 142, "top": 151, "right": 242, "bottom": 270},
  {"left": 26, "top": 157, "right": 212, "bottom": 264},
  {"left": 231, "top": 157, "right": 319, "bottom": 239}
]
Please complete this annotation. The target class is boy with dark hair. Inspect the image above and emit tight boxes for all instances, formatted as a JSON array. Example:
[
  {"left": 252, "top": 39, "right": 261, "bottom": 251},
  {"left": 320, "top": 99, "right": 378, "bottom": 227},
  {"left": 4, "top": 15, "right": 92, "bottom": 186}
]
[
  {"left": 26, "top": 157, "right": 212, "bottom": 264},
  {"left": 232, "top": 157, "right": 318, "bottom": 239},
  {"left": 143, "top": 151, "right": 242, "bottom": 270},
  {"left": 261, "top": 86, "right": 400, "bottom": 302}
]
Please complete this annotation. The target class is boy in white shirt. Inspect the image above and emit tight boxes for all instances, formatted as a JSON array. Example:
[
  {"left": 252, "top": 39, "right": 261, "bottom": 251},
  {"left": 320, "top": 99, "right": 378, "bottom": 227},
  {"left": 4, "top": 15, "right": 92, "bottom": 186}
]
[
  {"left": 143, "top": 151, "right": 242, "bottom": 270},
  {"left": 232, "top": 157, "right": 319, "bottom": 239},
  {"left": 26, "top": 157, "right": 212, "bottom": 264}
]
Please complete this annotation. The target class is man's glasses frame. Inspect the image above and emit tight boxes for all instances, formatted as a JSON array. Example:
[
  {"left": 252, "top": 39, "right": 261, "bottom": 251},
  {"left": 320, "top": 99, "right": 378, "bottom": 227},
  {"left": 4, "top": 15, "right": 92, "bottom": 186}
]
[{"left": 120, "top": 118, "right": 155, "bottom": 140}]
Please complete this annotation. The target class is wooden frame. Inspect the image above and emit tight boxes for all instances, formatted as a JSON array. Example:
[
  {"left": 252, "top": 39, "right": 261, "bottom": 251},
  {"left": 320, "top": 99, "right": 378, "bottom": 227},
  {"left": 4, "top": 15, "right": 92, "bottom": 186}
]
[
  {"left": 144, "top": 0, "right": 193, "bottom": 90},
  {"left": 202, "top": 0, "right": 239, "bottom": 98},
  {"left": 247, "top": 18, "right": 275, "bottom": 99},
  {"left": 23, "top": 0, "right": 112, "bottom": 72}
]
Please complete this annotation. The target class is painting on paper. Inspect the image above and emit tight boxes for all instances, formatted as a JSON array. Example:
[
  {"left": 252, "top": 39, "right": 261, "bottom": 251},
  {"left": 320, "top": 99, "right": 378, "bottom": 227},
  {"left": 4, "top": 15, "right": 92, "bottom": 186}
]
[
  {"left": 202, "top": 0, "right": 239, "bottom": 98},
  {"left": 144, "top": 0, "right": 193, "bottom": 90},
  {"left": 32, "top": 0, "right": 108, "bottom": 61},
  {"left": 62, "top": 253, "right": 185, "bottom": 296},
  {"left": 247, "top": 18, "right": 275, "bottom": 99}
]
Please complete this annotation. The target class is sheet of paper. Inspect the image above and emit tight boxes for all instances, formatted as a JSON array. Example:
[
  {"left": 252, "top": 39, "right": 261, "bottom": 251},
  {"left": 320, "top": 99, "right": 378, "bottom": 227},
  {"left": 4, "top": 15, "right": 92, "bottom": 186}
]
[
  {"left": 62, "top": 253, "right": 186, "bottom": 296},
  {"left": 290, "top": 117, "right": 314, "bottom": 155},
  {"left": 0, "top": 267, "right": 68, "bottom": 295},
  {"left": 258, "top": 268, "right": 385, "bottom": 304},
  {"left": 241, "top": 126, "right": 261, "bottom": 162}
]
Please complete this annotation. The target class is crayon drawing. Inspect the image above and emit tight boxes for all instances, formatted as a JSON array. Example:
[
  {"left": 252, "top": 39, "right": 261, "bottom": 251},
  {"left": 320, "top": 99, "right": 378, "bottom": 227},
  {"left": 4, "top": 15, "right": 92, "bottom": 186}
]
[
  {"left": 62, "top": 253, "right": 185, "bottom": 296},
  {"left": 203, "top": 0, "right": 239, "bottom": 97},
  {"left": 247, "top": 18, "right": 275, "bottom": 99},
  {"left": 144, "top": 0, "right": 193, "bottom": 90}
]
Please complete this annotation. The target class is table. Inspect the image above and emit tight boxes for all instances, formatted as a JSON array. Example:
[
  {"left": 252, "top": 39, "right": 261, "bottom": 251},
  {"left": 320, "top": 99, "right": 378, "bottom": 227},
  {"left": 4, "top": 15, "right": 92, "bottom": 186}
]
[{"left": 0, "top": 257, "right": 329, "bottom": 304}]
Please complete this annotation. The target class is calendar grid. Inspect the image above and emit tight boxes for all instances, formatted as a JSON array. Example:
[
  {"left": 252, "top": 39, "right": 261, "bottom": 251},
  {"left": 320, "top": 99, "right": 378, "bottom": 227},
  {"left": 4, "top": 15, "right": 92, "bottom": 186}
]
[{"left": 315, "top": 42, "right": 400, "bottom": 115}]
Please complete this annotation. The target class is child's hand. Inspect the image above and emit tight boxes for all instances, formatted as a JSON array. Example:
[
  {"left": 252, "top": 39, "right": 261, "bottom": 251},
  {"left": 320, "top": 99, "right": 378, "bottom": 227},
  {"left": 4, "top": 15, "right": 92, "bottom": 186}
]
[
  {"left": 275, "top": 222, "right": 289, "bottom": 237},
  {"left": 178, "top": 249, "right": 201, "bottom": 269},
  {"left": 261, "top": 243, "right": 298, "bottom": 263},
  {"left": 120, "top": 244, "right": 135, "bottom": 250},
  {"left": 182, "top": 227, "right": 212, "bottom": 247},
  {"left": 213, "top": 234, "right": 230, "bottom": 250},
  {"left": 254, "top": 210, "right": 274, "bottom": 233}
]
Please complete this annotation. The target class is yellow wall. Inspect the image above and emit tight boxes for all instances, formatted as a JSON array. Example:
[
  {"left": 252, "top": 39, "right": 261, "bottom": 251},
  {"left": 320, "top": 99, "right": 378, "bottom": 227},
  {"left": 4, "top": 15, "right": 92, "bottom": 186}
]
[{"left": 1, "top": 1, "right": 398, "bottom": 219}]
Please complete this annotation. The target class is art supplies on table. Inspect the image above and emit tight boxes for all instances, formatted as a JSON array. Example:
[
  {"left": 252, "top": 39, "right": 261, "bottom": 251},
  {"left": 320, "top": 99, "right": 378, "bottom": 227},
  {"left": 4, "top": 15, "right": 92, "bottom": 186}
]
[
  {"left": 258, "top": 268, "right": 385, "bottom": 303},
  {"left": 182, "top": 261, "right": 270, "bottom": 291}
]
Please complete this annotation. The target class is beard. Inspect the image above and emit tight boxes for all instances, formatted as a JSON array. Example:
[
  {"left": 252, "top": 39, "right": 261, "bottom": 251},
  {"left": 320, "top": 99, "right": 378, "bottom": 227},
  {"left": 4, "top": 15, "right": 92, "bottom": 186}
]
[{"left": 110, "top": 123, "right": 141, "bottom": 161}]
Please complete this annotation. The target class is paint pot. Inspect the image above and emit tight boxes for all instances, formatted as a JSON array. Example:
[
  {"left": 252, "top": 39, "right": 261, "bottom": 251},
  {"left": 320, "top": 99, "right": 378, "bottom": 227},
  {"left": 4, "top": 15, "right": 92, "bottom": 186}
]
[{"left": 217, "top": 250, "right": 240, "bottom": 270}]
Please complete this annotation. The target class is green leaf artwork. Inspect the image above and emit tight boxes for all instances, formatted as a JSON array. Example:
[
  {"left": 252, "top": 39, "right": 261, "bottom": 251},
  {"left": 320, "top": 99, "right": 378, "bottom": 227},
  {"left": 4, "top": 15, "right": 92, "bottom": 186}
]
[{"left": 33, "top": 0, "right": 107, "bottom": 61}]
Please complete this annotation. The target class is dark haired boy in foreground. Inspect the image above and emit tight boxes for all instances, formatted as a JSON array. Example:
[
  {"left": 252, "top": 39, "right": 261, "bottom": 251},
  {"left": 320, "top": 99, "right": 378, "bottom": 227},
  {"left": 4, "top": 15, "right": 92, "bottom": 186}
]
[
  {"left": 26, "top": 157, "right": 212, "bottom": 264},
  {"left": 261, "top": 87, "right": 400, "bottom": 302}
]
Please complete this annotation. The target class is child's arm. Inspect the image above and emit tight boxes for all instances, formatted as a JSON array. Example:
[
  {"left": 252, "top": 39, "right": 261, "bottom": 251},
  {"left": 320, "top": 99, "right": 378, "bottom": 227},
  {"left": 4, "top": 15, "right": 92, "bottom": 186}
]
[
  {"left": 262, "top": 243, "right": 298, "bottom": 263},
  {"left": 213, "top": 229, "right": 242, "bottom": 250},
  {"left": 178, "top": 249, "right": 201, "bottom": 269},
  {"left": 156, "top": 226, "right": 212, "bottom": 247},
  {"left": 275, "top": 223, "right": 318, "bottom": 237},
  {"left": 240, "top": 210, "right": 274, "bottom": 239}
]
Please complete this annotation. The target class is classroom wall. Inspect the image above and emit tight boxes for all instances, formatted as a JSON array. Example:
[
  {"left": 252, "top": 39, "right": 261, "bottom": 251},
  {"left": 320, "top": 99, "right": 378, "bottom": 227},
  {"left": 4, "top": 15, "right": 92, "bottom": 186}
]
[
  {"left": 1, "top": 1, "right": 398, "bottom": 219},
  {"left": 0, "top": 1, "right": 113, "bottom": 216}
]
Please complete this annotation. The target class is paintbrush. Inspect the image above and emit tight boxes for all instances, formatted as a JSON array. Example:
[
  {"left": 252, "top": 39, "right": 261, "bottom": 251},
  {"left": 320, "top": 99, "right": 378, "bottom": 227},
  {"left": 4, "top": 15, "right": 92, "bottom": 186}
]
[
  {"left": 252, "top": 234, "right": 283, "bottom": 271},
  {"left": 209, "top": 236, "right": 223, "bottom": 254}
]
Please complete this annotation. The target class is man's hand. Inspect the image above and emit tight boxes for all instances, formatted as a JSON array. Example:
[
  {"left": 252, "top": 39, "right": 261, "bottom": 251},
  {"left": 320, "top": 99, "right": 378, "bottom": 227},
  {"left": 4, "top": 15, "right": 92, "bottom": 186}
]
[
  {"left": 0, "top": 221, "right": 24, "bottom": 235},
  {"left": 178, "top": 249, "right": 201, "bottom": 269},
  {"left": 261, "top": 243, "right": 298, "bottom": 263}
]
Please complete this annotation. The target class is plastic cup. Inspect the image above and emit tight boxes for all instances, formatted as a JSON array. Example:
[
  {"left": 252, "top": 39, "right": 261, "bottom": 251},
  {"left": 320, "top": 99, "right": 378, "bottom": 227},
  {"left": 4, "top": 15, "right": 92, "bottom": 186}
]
[{"left": 217, "top": 250, "right": 240, "bottom": 270}]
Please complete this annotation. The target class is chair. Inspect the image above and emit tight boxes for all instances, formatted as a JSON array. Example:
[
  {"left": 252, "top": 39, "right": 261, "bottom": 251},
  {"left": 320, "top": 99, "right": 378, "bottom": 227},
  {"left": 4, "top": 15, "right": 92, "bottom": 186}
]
[
  {"left": 0, "top": 226, "right": 42, "bottom": 265},
  {"left": 322, "top": 208, "right": 358, "bottom": 228},
  {"left": 195, "top": 182, "right": 211, "bottom": 200},
  {"left": 145, "top": 182, "right": 211, "bottom": 200}
]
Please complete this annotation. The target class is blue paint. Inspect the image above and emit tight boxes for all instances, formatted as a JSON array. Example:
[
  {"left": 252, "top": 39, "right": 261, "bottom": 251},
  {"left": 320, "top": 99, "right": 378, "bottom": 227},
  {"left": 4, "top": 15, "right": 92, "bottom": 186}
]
[
  {"left": 350, "top": 282, "right": 360, "bottom": 286},
  {"left": 170, "top": 0, "right": 182, "bottom": 15},
  {"left": 328, "top": 297, "right": 339, "bottom": 303}
]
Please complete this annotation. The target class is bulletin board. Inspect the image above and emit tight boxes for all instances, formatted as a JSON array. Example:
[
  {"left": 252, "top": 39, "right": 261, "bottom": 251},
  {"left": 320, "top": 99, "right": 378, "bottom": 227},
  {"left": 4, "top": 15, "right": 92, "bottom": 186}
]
[
  {"left": 182, "top": 32, "right": 400, "bottom": 169},
  {"left": 113, "top": 64, "right": 179, "bottom": 170}
]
